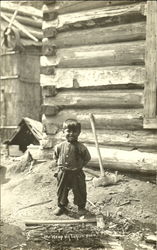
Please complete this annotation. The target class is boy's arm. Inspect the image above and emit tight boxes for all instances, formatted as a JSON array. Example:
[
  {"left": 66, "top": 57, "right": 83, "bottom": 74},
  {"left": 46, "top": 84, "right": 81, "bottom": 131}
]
[
  {"left": 53, "top": 145, "right": 60, "bottom": 176},
  {"left": 82, "top": 146, "right": 91, "bottom": 167}
]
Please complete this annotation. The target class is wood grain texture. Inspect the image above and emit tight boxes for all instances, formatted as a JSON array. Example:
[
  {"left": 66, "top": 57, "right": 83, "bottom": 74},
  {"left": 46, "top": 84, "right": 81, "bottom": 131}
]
[
  {"left": 40, "top": 41, "right": 145, "bottom": 68},
  {"left": 43, "top": 89, "right": 143, "bottom": 109},
  {"left": 42, "top": 108, "right": 143, "bottom": 133},
  {"left": 42, "top": 22, "right": 146, "bottom": 50},
  {"left": 40, "top": 66, "right": 146, "bottom": 88},
  {"left": 43, "top": 1, "right": 141, "bottom": 16},
  {"left": 42, "top": 3, "right": 146, "bottom": 30},
  {"left": 86, "top": 145, "right": 157, "bottom": 174},
  {"left": 47, "top": 128, "right": 157, "bottom": 149}
]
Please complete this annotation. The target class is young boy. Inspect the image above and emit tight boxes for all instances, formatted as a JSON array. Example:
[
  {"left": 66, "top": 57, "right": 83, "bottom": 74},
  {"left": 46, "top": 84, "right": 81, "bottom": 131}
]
[{"left": 53, "top": 119, "right": 91, "bottom": 216}]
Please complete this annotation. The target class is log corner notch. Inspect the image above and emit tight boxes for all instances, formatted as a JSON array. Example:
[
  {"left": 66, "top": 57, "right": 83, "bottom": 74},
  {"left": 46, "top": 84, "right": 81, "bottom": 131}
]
[{"left": 144, "top": 0, "right": 157, "bottom": 129}]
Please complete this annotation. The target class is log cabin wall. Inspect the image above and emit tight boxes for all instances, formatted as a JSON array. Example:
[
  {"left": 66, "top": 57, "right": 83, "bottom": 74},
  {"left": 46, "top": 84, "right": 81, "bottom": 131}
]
[{"left": 41, "top": 0, "right": 157, "bottom": 174}]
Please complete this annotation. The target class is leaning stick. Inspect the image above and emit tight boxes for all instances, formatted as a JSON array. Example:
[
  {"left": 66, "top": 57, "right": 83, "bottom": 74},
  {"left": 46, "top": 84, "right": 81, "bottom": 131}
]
[
  {"left": 89, "top": 113, "right": 106, "bottom": 177},
  {"left": 25, "top": 218, "right": 96, "bottom": 226},
  {"left": 5, "top": 1, "right": 22, "bottom": 35}
]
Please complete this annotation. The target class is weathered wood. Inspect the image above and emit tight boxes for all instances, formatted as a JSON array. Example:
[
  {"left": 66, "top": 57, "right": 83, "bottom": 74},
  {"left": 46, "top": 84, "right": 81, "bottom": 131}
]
[
  {"left": 42, "top": 40, "right": 57, "bottom": 56},
  {"left": 143, "top": 118, "right": 157, "bottom": 129},
  {"left": 43, "top": 7, "right": 58, "bottom": 21},
  {"left": 43, "top": 3, "right": 146, "bottom": 30},
  {"left": 43, "top": 27, "right": 57, "bottom": 38},
  {"left": 1, "top": 20, "right": 42, "bottom": 45},
  {"left": 42, "top": 22, "right": 146, "bottom": 50},
  {"left": 86, "top": 145, "right": 157, "bottom": 174},
  {"left": 3, "top": 12, "right": 42, "bottom": 28},
  {"left": 0, "top": 53, "right": 20, "bottom": 76},
  {"left": 1, "top": 13, "right": 40, "bottom": 42},
  {"left": 40, "top": 41, "right": 145, "bottom": 68},
  {"left": 43, "top": 0, "right": 56, "bottom": 5},
  {"left": 1, "top": 2, "right": 42, "bottom": 18},
  {"left": 42, "top": 86, "right": 57, "bottom": 98},
  {"left": 42, "top": 109, "right": 143, "bottom": 133},
  {"left": 46, "top": 129, "right": 157, "bottom": 149},
  {"left": 20, "top": 38, "right": 42, "bottom": 47},
  {"left": 144, "top": 0, "right": 157, "bottom": 121},
  {"left": 43, "top": 89, "right": 143, "bottom": 109},
  {"left": 0, "top": 75, "right": 19, "bottom": 80},
  {"left": 25, "top": 218, "right": 96, "bottom": 226},
  {"left": 40, "top": 66, "right": 55, "bottom": 75},
  {"left": 41, "top": 105, "right": 60, "bottom": 116},
  {"left": 44, "top": 1, "right": 141, "bottom": 17},
  {"left": 40, "top": 66, "right": 146, "bottom": 88}
]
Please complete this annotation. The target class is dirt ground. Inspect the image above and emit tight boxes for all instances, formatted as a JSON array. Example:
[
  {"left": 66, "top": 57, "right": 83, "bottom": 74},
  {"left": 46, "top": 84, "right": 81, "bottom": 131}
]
[{"left": 0, "top": 153, "right": 157, "bottom": 250}]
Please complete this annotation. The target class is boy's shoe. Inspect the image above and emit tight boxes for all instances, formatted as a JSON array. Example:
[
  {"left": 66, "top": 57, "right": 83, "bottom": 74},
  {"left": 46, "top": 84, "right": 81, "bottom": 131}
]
[
  {"left": 54, "top": 207, "right": 65, "bottom": 216},
  {"left": 78, "top": 207, "right": 87, "bottom": 216}
]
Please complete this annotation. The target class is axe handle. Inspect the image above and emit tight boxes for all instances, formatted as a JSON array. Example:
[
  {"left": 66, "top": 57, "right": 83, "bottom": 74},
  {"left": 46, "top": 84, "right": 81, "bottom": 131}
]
[{"left": 89, "top": 113, "right": 105, "bottom": 177}]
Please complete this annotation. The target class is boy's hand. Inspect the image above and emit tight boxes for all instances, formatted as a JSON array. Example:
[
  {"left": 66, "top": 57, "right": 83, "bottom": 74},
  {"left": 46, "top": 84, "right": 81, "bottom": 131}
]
[{"left": 54, "top": 172, "right": 58, "bottom": 178}]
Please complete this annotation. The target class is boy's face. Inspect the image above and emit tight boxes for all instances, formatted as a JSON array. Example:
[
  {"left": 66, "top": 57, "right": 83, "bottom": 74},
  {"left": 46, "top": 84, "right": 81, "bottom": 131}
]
[{"left": 64, "top": 128, "right": 80, "bottom": 142}]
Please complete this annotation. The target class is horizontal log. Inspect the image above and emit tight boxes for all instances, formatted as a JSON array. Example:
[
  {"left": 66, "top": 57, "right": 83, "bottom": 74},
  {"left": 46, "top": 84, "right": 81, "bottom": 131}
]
[
  {"left": 1, "top": 13, "right": 39, "bottom": 42},
  {"left": 42, "top": 22, "right": 146, "bottom": 50},
  {"left": 50, "top": 129, "right": 157, "bottom": 149},
  {"left": 1, "top": 2, "right": 42, "bottom": 18},
  {"left": 43, "top": 1, "right": 141, "bottom": 17},
  {"left": 1, "top": 19, "right": 42, "bottom": 42},
  {"left": 42, "top": 109, "right": 143, "bottom": 133},
  {"left": 20, "top": 39, "right": 42, "bottom": 47},
  {"left": 43, "top": 89, "right": 143, "bottom": 108},
  {"left": 43, "top": 15, "right": 146, "bottom": 38},
  {"left": 40, "top": 41, "right": 145, "bottom": 68},
  {"left": 86, "top": 145, "right": 157, "bottom": 174},
  {"left": 40, "top": 66, "right": 146, "bottom": 88},
  {"left": 3, "top": 12, "right": 42, "bottom": 28},
  {"left": 19, "top": 26, "right": 43, "bottom": 41},
  {"left": 42, "top": 3, "right": 146, "bottom": 30}
]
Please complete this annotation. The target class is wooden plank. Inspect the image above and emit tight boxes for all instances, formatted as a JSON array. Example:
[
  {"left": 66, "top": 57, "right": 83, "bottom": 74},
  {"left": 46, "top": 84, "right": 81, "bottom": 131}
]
[
  {"left": 42, "top": 108, "right": 143, "bottom": 133},
  {"left": 0, "top": 53, "right": 20, "bottom": 76},
  {"left": 48, "top": 129, "right": 157, "bottom": 149},
  {"left": 40, "top": 41, "right": 145, "bottom": 68},
  {"left": 87, "top": 145, "right": 157, "bottom": 174},
  {"left": 43, "top": 1, "right": 141, "bottom": 17},
  {"left": 43, "top": 89, "right": 143, "bottom": 108},
  {"left": 19, "top": 54, "right": 40, "bottom": 83},
  {"left": 144, "top": 0, "right": 157, "bottom": 120},
  {"left": 42, "top": 22, "right": 146, "bottom": 50},
  {"left": 42, "top": 3, "right": 146, "bottom": 30},
  {"left": 40, "top": 66, "right": 146, "bottom": 88}
]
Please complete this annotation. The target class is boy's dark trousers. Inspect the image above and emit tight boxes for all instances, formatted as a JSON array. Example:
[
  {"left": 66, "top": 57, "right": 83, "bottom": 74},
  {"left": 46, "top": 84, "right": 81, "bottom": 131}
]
[{"left": 56, "top": 168, "right": 87, "bottom": 209}]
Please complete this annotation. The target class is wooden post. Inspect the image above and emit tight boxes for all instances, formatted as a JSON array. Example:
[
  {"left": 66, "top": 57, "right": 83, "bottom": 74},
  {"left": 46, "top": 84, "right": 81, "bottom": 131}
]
[{"left": 144, "top": 0, "right": 157, "bottom": 128}]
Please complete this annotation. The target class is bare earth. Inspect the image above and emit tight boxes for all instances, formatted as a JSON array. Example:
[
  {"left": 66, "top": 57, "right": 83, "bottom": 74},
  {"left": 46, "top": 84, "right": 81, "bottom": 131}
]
[{"left": 0, "top": 155, "right": 157, "bottom": 250}]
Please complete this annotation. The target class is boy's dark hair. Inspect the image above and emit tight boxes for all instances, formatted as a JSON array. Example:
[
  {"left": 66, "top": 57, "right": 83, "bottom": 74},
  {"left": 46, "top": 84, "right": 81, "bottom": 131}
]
[{"left": 63, "top": 119, "right": 81, "bottom": 132}]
